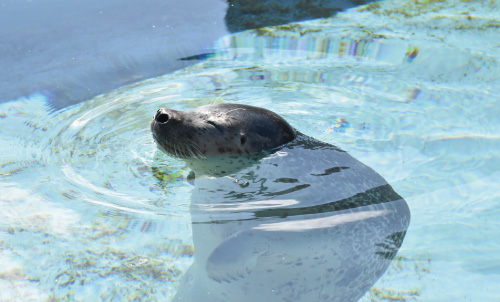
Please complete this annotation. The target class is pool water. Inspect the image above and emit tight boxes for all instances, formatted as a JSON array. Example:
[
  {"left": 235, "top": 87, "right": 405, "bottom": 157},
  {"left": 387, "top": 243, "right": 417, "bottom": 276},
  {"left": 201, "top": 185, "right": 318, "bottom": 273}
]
[{"left": 1, "top": 0, "right": 500, "bottom": 301}]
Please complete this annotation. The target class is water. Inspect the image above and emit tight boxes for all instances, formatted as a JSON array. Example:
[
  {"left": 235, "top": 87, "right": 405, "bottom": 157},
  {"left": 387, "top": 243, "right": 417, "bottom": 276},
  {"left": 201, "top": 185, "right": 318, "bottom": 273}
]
[
  {"left": 1, "top": 0, "right": 500, "bottom": 301},
  {"left": 0, "top": 0, "right": 229, "bottom": 105}
]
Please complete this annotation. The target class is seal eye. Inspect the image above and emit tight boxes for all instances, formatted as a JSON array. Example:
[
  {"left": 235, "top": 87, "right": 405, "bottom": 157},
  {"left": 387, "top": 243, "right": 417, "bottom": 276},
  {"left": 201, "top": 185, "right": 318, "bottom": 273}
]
[
  {"left": 240, "top": 135, "right": 247, "bottom": 146},
  {"left": 207, "top": 121, "right": 224, "bottom": 133}
]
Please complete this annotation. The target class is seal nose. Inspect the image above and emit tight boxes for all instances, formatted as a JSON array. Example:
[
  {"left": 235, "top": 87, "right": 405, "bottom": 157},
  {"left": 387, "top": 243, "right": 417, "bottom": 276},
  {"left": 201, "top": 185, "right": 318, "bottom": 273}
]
[{"left": 154, "top": 108, "right": 170, "bottom": 124}]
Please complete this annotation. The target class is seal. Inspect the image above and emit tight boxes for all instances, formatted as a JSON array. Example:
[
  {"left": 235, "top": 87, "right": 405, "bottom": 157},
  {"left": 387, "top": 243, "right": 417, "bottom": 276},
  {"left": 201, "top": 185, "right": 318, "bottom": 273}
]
[{"left": 151, "top": 104, "right": 410, "bottom": 302}]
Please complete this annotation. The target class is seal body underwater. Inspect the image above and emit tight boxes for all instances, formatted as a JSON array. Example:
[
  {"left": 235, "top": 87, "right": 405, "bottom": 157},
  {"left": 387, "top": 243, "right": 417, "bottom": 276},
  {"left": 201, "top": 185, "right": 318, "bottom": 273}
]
[{"left": 151, "top": 104, "right": 410, "bottom": 302}]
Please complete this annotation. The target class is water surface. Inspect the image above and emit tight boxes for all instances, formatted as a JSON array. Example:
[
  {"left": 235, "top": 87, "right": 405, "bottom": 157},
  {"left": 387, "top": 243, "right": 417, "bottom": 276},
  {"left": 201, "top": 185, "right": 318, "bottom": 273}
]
[{"left": 1, "top": 0, "right": 500, "bottom": 300}]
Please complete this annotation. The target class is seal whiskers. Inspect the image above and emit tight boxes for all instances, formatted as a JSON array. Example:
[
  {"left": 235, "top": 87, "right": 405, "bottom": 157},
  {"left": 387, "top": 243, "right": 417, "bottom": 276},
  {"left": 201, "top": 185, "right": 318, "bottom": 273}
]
[{"left": 185, "top": 138, "right": 205, "bottom": 159}]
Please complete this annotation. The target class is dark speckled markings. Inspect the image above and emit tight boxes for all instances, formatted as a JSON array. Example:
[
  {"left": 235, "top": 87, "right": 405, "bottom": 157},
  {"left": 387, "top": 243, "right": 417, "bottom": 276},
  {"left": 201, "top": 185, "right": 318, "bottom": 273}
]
[{"left": 150, "top": 104, "right": 410, "bottom": 302}]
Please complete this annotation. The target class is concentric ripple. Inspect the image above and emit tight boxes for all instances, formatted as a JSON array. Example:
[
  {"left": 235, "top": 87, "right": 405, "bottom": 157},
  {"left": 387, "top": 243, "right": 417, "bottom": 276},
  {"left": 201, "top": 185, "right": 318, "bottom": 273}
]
[{"left": 1, "top": 0, "right": 500, "bottom": 300}]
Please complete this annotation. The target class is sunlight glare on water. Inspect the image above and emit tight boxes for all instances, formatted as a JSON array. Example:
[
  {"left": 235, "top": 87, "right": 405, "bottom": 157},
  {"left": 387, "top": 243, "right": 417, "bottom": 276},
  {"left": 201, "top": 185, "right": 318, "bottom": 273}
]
[{"left": 1, "top": 0, "right": 500, "bottom": 301}]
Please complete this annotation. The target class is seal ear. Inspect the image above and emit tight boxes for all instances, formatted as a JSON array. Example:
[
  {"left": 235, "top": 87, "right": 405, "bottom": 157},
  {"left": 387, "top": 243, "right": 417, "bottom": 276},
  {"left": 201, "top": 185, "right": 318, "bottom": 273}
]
[{"left": 240, "top": 135, "right": 247, "bottom": 146}]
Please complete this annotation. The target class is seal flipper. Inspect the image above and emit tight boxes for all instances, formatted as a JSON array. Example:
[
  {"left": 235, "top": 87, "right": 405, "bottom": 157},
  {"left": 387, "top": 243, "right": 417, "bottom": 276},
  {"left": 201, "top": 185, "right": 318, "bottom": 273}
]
[
  {"left": 187, "top": 170, "right": 195, "bottom": 185},
  {"left": 206, "top": 230, "right": 269, "bottom": 283}
]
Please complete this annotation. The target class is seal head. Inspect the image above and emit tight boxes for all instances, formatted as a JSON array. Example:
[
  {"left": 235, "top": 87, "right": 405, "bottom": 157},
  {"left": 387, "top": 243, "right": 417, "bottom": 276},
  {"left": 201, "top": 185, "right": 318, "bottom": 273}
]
[{"left": 151, "top": 104, "right": 296, "bottom": 158}]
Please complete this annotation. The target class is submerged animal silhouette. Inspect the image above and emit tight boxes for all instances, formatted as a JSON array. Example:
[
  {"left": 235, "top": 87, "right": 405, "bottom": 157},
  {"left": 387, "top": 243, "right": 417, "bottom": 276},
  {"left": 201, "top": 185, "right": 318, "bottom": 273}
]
[{"left": 151, "top": 104, "right": 410, "bottom": 302}]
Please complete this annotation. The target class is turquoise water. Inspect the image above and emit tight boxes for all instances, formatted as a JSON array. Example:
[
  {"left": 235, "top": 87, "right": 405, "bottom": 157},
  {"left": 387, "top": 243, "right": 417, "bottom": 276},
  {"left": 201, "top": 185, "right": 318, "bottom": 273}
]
[{"left": 1, "top": 0, "right": 500, "bottom": 301}]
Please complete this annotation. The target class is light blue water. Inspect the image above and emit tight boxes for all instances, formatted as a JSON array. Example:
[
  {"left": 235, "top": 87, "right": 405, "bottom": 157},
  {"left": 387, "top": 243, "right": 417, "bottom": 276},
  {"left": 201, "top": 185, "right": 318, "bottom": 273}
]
[{"left": 1, "top": 0, "right": 500, "bottom": 301}]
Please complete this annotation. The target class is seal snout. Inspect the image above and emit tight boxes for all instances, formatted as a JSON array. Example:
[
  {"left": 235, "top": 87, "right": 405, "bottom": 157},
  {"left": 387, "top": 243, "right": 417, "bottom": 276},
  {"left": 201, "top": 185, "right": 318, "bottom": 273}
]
[{"left": 154, "top": 108, "right": 170, "bottom": 124}]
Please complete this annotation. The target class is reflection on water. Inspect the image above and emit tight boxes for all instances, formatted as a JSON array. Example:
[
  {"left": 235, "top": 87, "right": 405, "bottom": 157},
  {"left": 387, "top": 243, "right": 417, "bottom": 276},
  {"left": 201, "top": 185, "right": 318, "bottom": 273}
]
[
  {"left": 0, "top": 0, "right": 500, "bottom": 300},
  {"left": 225, "top": 0, "right": 376, "bottom": 32},
  {"left": 1, "top": 0, "right": 374, "bottom": 106}
]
